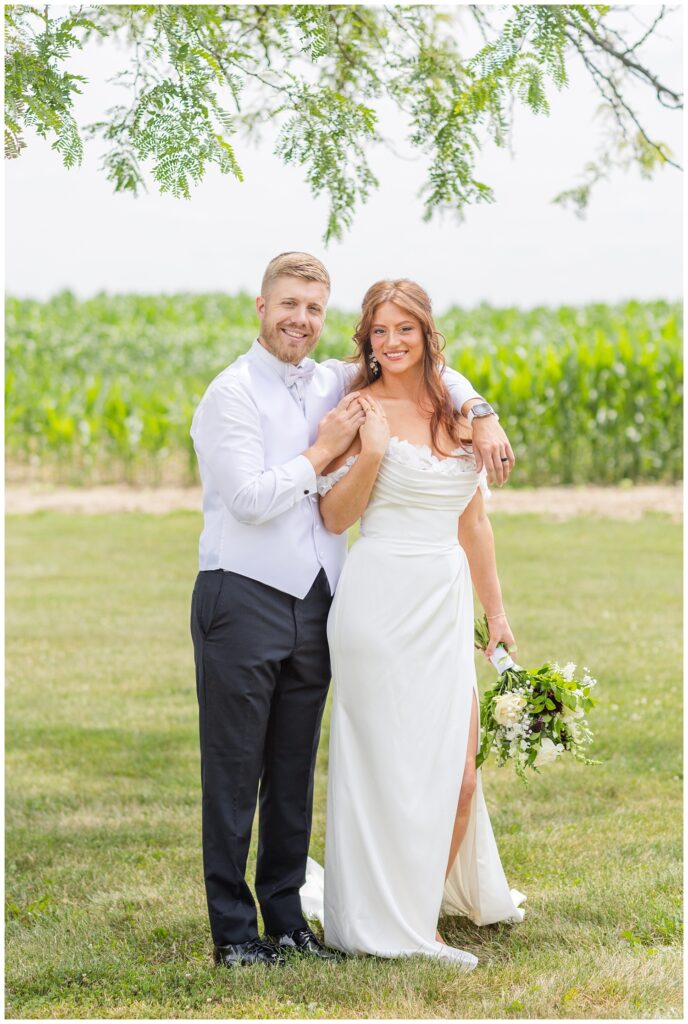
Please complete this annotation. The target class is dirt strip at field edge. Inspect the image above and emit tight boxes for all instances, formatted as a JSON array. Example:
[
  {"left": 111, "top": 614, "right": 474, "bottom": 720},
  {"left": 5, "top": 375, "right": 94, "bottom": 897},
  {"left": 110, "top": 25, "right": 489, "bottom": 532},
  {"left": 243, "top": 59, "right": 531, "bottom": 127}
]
[{"left": 5, "top": 484, "right": 682, "bottom": 520}]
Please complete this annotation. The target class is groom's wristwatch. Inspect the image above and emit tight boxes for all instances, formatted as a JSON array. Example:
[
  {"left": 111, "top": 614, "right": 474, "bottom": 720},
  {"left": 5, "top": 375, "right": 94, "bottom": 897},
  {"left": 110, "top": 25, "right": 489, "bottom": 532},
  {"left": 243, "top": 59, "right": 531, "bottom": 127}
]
[{"left": 466, "top": 401, "right": 499, "bottom": 424}]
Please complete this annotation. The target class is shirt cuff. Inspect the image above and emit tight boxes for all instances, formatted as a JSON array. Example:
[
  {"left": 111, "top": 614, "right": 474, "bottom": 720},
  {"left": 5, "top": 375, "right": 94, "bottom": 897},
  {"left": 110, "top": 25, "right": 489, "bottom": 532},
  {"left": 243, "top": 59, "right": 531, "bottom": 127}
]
[
  {"left": 440, "top": 370, "right": 482, "bottom": 414},
  {"left": 293, "top": 454, "right": 318, "bottom": 497},
  {"left": 456, "top": 393, "right": 483, "bottom": 413}
]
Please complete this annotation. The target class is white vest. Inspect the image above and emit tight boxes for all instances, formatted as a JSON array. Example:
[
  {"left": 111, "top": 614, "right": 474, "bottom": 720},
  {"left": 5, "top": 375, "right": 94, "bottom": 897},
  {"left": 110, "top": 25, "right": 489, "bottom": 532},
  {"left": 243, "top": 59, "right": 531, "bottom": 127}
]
[{"left": 191, "top": 340, "right": 350, "bottom": 599}]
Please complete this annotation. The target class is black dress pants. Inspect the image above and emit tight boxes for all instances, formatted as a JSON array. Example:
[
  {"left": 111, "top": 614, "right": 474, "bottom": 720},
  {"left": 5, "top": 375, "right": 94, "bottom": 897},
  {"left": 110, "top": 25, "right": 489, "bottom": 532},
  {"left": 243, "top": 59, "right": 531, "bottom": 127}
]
[{"left": 190, "top": 567, "right": 332, "bottom": 945}]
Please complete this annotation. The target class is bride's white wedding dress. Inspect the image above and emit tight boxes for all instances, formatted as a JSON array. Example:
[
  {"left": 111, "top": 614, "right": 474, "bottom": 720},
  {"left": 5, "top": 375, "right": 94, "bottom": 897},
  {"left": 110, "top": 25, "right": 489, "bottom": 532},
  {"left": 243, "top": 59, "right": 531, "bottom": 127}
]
[{"left": 301, "top": 437, "right": 525, "bottom": 967}]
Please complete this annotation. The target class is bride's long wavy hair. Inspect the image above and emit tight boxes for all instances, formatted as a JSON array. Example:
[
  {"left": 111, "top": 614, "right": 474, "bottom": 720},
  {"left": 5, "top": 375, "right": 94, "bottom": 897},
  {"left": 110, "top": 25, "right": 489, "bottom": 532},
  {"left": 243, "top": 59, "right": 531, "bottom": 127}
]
[{"left": 346, "top": 279, "right": 471, "bottom": 459}]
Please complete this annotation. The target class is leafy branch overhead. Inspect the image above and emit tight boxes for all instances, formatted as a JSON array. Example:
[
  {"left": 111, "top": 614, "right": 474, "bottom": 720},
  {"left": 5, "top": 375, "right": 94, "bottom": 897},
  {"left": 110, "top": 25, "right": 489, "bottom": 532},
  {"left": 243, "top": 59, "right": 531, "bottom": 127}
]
[{"left": 4, "top": 3, "right": 682, "bottom": 241}]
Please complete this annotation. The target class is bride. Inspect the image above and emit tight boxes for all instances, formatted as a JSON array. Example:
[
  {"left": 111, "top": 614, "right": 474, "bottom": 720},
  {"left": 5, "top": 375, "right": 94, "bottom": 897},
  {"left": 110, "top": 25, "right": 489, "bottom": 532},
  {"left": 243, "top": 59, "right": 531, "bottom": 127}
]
[{"left": 307, "top": 279, "right": 526, "bottom": 969}]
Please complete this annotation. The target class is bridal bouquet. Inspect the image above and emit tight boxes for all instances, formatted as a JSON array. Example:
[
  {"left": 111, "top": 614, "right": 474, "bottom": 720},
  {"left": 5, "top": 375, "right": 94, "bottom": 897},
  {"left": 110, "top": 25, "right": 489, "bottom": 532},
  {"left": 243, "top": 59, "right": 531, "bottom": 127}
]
[{"left": 473, "top": 614, "right": 602, "bottom": 782}]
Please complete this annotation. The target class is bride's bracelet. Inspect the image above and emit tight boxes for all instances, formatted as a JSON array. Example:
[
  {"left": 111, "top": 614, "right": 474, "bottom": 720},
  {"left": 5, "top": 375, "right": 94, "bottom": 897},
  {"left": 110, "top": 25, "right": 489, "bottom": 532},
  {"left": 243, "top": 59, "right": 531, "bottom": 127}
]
[{"left": 486, "top": 611, "right": 507, "bottom": 620}]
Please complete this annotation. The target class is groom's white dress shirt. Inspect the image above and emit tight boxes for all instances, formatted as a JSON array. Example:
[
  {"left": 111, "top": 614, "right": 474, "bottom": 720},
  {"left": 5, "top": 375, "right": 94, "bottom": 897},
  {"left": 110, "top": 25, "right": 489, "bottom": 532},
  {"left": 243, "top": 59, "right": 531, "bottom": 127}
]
[{"left": 191, "top": 339, "right": 480, "bottom": 599}]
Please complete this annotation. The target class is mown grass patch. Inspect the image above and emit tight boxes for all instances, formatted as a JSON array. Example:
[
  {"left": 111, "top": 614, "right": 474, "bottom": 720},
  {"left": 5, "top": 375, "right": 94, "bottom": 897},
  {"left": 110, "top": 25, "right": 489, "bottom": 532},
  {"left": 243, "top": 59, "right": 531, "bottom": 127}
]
[{"left": 5, "top": 511, "right": 682, "bottom": 1018}]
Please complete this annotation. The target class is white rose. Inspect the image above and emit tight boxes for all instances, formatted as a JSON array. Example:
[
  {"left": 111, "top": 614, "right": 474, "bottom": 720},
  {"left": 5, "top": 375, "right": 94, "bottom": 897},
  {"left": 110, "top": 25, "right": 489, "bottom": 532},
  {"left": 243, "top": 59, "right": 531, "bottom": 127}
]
[
  {"left": 493, "top": 693, "right": 527, "bottom": 727},
  {"left": 534, "top": 736, "right": 565, "bottom": 767}
]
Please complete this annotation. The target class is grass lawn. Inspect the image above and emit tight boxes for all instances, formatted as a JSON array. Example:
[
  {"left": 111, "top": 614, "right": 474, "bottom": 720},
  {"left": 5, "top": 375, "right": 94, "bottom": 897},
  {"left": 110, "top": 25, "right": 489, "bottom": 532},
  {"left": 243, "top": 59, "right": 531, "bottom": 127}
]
[{"left": 5, "top": 510, "right": 683, "bottom": 1019}]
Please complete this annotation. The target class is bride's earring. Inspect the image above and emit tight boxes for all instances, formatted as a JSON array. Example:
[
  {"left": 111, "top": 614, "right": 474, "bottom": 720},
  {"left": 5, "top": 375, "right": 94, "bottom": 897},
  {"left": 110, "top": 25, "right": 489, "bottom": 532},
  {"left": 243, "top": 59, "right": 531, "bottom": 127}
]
[{"left": 369, "top": 349, "right": 381, "bottom": 377}]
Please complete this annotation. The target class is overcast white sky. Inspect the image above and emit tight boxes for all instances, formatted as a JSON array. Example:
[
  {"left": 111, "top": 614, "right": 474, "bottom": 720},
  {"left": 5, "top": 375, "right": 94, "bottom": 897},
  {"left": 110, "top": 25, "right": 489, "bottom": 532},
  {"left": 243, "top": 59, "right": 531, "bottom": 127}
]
[{"left": 4, "top": 3, "right": 683, "bottom": 312}]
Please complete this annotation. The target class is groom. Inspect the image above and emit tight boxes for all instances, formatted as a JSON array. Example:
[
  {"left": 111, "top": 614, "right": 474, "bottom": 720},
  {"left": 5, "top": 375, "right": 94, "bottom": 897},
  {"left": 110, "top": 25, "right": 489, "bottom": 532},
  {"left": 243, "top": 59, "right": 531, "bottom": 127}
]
[{"left": 190, "top": 252, "right": 515, "bottom": 967}]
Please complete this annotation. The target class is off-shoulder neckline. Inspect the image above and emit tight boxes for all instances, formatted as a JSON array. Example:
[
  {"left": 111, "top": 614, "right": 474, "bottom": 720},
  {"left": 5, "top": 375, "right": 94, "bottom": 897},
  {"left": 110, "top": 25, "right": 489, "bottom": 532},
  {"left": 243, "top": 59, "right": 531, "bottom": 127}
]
[
  {"left": 325, "top": 436, "right": 477, "bottom": 478},
  {"left": 387, "top": 435, "right": 475, "bottom": 466}
]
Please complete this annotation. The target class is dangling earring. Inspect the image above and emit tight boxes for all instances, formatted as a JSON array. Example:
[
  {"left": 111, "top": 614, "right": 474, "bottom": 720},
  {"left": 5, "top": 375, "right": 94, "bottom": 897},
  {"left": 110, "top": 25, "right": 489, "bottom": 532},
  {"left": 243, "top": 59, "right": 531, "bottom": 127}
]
[{"left": 369, "top": 350, "right": 381, "bottom": 377}]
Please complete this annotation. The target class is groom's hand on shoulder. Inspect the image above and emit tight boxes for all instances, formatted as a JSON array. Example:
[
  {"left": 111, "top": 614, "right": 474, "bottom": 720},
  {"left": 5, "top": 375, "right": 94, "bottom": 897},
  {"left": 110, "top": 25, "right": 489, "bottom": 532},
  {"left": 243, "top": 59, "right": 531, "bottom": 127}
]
[{"left": 304, "top": 393, "right": 366, "bottom": 474}]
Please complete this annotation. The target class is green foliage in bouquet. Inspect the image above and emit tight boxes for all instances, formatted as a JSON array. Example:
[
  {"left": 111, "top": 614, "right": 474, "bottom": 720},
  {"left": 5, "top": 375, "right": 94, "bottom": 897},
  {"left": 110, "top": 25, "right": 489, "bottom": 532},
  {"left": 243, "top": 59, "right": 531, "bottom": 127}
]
[{"left": 474, "top": 614, "right": 602, "bottom": 782}]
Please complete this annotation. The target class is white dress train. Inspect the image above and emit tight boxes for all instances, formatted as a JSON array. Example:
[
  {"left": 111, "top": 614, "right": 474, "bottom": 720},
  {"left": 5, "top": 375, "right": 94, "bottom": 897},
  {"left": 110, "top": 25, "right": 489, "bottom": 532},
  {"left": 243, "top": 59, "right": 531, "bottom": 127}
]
[{"left": 301, "top": 438, "right": 526, "bottom": 966}]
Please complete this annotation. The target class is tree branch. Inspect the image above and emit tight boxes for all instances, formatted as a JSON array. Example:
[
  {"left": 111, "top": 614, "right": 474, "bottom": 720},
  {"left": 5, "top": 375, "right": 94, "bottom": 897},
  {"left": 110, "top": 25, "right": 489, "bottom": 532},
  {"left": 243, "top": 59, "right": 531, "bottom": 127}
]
[
  {"left": 565, "top": 30, "right": 682, "bottom": 172},
  {"left": 565, "top": 12, "right": 682, "bottom": 108},
  {"left": 622, "top": 5, "right": 669, "bottom": 57},
  {"left": 469, "top": 5, "right": 492, "bottom": 46}
]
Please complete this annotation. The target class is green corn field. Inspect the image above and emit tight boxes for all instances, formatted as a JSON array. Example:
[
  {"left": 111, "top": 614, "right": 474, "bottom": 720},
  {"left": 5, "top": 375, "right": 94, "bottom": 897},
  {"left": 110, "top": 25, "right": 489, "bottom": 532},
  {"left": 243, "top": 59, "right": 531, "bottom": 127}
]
[{"left": 5, "top": 292, "right": 682, "bottom": 486}]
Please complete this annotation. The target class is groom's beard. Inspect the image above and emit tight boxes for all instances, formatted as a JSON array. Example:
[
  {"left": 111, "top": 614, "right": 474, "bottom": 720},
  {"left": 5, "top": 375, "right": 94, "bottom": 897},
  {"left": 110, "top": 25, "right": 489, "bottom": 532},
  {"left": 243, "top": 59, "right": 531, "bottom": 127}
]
[{"left": 260, "top": 320, "right": 320, "bottom": 365}]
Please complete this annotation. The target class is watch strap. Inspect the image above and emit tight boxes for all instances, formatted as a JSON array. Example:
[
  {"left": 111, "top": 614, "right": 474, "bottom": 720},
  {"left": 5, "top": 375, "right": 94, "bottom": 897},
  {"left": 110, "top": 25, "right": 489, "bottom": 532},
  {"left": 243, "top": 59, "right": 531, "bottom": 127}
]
[{"left": 467, "top": 402, "right": 498, "bottom": 424}]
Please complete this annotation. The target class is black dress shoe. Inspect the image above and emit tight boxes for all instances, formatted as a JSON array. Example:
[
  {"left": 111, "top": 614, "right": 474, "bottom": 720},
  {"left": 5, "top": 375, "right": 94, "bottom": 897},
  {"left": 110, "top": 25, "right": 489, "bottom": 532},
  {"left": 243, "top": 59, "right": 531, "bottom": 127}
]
[
  {"left": 214, "top": 937, "right": 285, "bottom": 967},
  {"left": 273, "top": 926, "right": 342, "bottom": 960}
]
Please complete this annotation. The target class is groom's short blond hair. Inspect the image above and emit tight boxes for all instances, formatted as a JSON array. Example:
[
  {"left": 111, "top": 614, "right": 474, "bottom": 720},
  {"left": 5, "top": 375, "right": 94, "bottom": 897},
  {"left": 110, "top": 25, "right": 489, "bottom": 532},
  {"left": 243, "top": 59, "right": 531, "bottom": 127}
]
[{"left": 261, "top": 252, "right": 331, "bottom": 297}]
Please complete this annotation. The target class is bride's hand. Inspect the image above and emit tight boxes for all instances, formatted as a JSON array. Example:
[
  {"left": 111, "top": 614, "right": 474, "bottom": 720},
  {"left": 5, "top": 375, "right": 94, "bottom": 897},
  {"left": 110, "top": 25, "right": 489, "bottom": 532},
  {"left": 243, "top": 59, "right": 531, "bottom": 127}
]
[
  {"left": 483, "top": 613, "right": 517, "bottom": 660},
  {"left": 358, "top": 396, "right": 390, "bottom": 458}
]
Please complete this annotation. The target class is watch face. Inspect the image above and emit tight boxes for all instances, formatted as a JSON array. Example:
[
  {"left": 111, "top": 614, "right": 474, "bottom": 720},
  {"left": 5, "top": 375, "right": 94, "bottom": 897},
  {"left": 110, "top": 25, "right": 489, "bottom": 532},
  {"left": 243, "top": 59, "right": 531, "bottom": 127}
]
[{"left": 473, "top": 402, "right": 493, "bottom": 416}]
